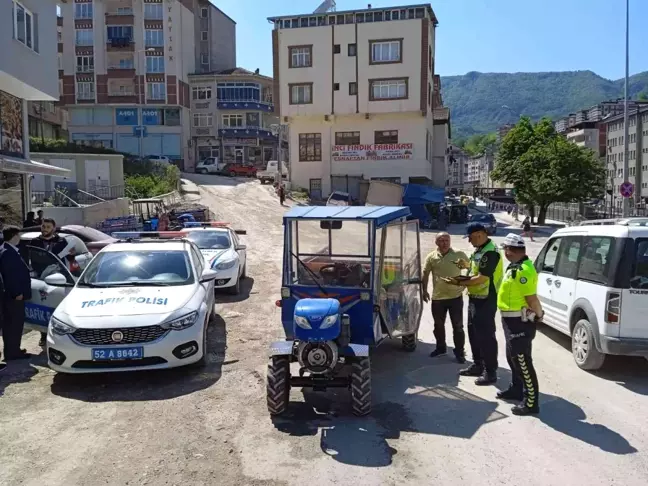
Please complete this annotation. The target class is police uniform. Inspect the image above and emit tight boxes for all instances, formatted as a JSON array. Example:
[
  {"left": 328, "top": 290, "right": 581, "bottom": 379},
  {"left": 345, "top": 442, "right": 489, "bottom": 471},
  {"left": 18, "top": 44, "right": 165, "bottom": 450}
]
[
  {"left": 497, "top": 234, "right": 540, "bottom": 415},
  {"left": 461, "top": 223, "right": 504, "bottom": 384}
]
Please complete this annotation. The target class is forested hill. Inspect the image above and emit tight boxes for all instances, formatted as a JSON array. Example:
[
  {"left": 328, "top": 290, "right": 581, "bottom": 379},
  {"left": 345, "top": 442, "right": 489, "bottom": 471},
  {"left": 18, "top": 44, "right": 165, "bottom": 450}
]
[{"left": 441, "top": 70, "right": 648, "bottom": 138}]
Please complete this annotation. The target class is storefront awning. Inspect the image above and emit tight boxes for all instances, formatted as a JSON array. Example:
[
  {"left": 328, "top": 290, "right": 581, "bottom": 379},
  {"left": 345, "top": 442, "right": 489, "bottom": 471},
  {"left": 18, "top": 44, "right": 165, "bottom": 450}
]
[{"left": 0, "top": 156, "right": 70, "bottom": 177}]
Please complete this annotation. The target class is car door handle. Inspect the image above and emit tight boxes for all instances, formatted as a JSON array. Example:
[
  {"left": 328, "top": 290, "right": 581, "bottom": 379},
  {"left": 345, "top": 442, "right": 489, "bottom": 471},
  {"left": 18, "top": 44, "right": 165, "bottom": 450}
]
[
  {"left": 546, "top": 278, "right": 553, "bottom": 285},
  {"left": 554, "top": 280, "right": 561, "bottom": 288}
]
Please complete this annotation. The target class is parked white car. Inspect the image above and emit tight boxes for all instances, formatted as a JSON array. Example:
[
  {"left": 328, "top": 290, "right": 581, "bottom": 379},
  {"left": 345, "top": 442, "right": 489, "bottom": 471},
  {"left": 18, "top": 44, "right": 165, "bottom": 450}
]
[
  {"left": 147, "top": 155, "right": 171, "bottom": 164},
  {"left": 534, "top": 218, "right": 648, "bottom": 370},
  {"left": 44, "top": 233, "right": 218, "bottom": 373},
  {"left": 181, "top": 223, "right": 247, "bottom": 295}
]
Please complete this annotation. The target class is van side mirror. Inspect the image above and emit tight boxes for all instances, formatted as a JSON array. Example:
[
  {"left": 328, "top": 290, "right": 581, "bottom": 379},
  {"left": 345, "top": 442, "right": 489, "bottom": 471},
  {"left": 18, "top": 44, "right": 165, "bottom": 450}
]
[{"left": 44, "top": 273, "right": 72, "bottom": 287}]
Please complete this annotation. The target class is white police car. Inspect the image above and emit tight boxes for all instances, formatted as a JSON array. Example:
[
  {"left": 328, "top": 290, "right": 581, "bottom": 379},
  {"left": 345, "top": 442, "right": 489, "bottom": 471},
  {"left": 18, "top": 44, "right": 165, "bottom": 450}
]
[
  {"left": 44, "top": 232, "right": 218, "bottom": 373},
  {"left": 181, "top": 222, "right": 247, "bottom": 295}
]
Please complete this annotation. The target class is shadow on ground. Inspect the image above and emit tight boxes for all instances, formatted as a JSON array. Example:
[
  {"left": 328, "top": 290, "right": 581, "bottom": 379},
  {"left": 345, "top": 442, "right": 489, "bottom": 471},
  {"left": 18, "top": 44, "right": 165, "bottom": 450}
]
[
  {"left": 184, "top": 172, "right": 257, "bottom": 188},
  {"left": 216, "top": 277, "right": 255, "bottom": 304},
  {"left": 49, "top": 313, "right": 227, "bottom": 402}
]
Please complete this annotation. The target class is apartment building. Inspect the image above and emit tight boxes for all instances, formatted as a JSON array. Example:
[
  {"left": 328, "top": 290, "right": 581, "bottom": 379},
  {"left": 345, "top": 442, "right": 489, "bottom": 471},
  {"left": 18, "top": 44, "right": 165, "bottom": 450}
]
[
  {"left": 189, "top": 68, "right": 283, "bottom": 166},
  {"left": 554, "top": 100, "right": 645, "bottom": 134},
  {"left": 194, "top": 0, "right": 236, "bottom": 74},
  {"left": 268, "top": 4, "right": 449, "bottom": 198},
  {"left": 58, "top": 0, "right": 235, "bottom": 170},
  {"left": 446, "top": 144, "right": 468, "bottom": 190},
  {"left": 28, "top": 101, "right": 69, "bottom": 139},
  {"left": 1, "top": 0, "right": 71, "bottom": 226},
  {"left": 601, "top": 106, "right": 648, "bottom": 209},
  {"left": 565, "top": 121, "right": 605, "bottom": 156}
]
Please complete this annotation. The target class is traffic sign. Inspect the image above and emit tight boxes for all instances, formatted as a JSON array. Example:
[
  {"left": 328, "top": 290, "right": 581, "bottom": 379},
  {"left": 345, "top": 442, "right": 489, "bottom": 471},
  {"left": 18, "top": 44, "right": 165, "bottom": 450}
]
[
  {"left": 133, "top": 126, "right": 148, "bottom": 138},
  {"left": 620, "top": 182, "right": 634, "bottom": 198}
]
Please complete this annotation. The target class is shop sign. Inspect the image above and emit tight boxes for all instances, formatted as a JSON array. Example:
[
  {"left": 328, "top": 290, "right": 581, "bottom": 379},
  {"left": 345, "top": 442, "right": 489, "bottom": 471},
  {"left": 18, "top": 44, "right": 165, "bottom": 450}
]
[
  {"left": 223, "top": 138, "right": 257, "bottom": 146},
  {"left": 331, "top": 143, "right": 414, "bottom": 161},
  {"left": 116, "top": 108, "right": 138, "bottom": 126},
  {"left": 0, "top": 90, "right": 24, "bottom": 157},
  {"left": 142, "top": 109, "right": 162, "bottom": 126}
]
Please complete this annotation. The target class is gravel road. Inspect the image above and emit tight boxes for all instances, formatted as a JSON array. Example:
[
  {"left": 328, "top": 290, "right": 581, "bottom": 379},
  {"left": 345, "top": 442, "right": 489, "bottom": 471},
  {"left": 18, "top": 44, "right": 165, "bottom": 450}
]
[{"left": 1, "top": 175, "right": 647, "bottom": 486}]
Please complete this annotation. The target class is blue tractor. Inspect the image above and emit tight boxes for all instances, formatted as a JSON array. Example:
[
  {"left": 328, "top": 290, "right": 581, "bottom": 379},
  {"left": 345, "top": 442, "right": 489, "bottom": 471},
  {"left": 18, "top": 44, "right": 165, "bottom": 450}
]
[{"left": 268, "top": 206, "right": 423, "bottom": 416}]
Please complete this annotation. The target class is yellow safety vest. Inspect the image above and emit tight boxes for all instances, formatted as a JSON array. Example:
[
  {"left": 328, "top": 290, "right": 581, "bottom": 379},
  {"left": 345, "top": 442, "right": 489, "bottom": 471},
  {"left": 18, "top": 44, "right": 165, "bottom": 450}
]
[
  {"left": 467, "top": 240, "right": 503, "bottom": 298},
  {"left": 382, "top": 266, "right": 396, "bottom": 286},
  {"left": 497, "top": 257, "right": 538, "bottom": 311}
]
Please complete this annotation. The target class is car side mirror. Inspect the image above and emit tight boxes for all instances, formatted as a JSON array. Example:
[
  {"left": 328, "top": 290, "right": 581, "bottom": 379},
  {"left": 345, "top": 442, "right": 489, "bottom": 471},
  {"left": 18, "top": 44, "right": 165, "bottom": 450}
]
[
  {"left": 44, "top": 273, "right": 72, "bottom": 287},
  {"left": 200, "top": 269, "right": 219, "bottom": 283},
  {"left": 236, "top": 245, "right": 247, "bottom": 251}
]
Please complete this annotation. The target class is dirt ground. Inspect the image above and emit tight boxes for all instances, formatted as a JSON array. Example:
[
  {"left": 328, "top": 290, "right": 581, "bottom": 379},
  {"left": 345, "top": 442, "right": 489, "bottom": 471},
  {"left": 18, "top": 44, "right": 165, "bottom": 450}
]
[{"left": 1, "top": 175, "right": 648, "bottom": 486}]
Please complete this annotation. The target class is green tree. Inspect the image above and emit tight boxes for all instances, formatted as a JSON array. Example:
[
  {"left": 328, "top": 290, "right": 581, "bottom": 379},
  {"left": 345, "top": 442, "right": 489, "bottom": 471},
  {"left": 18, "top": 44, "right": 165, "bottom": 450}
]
[
  {"left": 457, "top": 132, "right": 498, "bottom": 156},
  {"left": 638, "top": 91, "right": 648, "bottom": 101},
  {"left": 491, "top": 117, "right": 606, "bottom": 224}
]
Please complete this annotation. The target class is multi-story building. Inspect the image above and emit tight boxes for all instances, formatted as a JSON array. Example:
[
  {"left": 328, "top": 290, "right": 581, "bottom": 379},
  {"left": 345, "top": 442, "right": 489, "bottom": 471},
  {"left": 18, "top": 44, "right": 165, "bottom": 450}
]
[
  {"left": 188, "top": 68, "right": 283, "bottom": 166},
  {"left": 28, "top": 101, "right": 69, "bottom": 140},
  {"left": 565, "top": 121, "right": 605, "bottom": 156},
  {"left": 464, "top": 156, "right": 481, "bottom": 186},
  {"left": 58, "top": 0, "right": 235, "bottom": 170},
  {"left": 601, "top": 106, "right": 648, "bottom": 210},
  {"left": 194, "top": 0, "right": 236, "bottom": 74},
  {"left": 1, "top": 0, "right": 71, "bottom": 226},
  {"left": 268, "top": 4, "right": 449, "bottom": 198},
  {"left": 555, "top": 100, "right": 646, "bottom": 134},
  {"left": 446, "top": 144, "right": 468, "bottom": 190}
]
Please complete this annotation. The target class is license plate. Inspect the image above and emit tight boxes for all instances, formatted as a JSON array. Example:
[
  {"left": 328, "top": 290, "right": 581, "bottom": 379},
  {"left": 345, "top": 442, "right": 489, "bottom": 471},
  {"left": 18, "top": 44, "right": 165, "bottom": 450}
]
[{"left": 92, "top": 347, "right": 144, "bottom": 361}]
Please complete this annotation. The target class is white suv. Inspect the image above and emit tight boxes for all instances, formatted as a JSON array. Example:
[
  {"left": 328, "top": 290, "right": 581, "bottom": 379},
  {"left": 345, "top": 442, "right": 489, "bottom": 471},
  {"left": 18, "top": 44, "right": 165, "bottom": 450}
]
[{"left": 535, "top": 218, "right": 648, "bottom": 370}]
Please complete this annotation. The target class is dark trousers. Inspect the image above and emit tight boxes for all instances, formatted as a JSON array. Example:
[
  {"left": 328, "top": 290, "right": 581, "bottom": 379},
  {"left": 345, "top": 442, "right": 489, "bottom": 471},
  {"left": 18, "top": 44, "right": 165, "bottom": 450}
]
[
  {"left": 431, "top": 297, "right": 464, "bottom": 356},
  {"left": 1, "top": 299, "right": 25, "bottom": 358},
  {"left": 503, "top": 316, "right": 539, "bottom": 408},
  {"left": 467, "top": 298, "right": 498, "bottom": 374}
]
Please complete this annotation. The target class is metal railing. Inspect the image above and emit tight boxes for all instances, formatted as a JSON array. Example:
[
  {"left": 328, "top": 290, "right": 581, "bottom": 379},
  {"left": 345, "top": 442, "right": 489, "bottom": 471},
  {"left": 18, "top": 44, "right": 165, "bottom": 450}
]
[{"left": 32, "top": 185, "right": 125, "bottom": 206}]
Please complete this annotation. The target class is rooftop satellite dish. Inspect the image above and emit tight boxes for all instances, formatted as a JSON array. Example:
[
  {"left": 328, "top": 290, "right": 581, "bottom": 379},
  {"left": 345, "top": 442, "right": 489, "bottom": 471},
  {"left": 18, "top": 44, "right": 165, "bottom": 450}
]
[{"left": 313, "top": 0, "right": 336, "bottom": 14}]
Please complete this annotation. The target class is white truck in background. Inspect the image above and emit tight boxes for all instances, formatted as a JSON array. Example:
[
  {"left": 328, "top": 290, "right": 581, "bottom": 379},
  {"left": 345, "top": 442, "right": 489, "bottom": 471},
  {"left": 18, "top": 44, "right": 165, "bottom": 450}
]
[
  {"left": 195, "top": 157, "right": 226, "bottom": 174},
  {"left": 365, "top": 180, "right": 404, "bottom": 206},
  {"left": 257, "top": 160, "right": 288, "bottom": 185}
]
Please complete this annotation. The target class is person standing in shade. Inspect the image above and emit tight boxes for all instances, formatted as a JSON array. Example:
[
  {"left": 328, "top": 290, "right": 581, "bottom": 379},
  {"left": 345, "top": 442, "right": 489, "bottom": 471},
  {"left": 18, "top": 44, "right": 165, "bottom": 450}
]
[
  {"left": 445, "top": 222, "right": 503, "bottom": 385},
  {"left": 0, "top": 226, "right": 33, "bottom": 361},
  {"left": 35, "top": 210, "right": 44, "bottom": 226},
  {"left": 497, "top": 233, "right": 543, "bottom": 415},
  {"left": 422, "top": 232, "right": 469, "bottom": 363}
]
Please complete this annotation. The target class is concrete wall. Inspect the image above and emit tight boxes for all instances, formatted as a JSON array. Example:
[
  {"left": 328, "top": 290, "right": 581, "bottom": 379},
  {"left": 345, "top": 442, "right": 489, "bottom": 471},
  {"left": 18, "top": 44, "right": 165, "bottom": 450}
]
[
  {"left": 36, "top": 197, "right": 130, "bottom": 226},
  {"left": 0, "top": 0, "right": 59, "bottom": 100}
]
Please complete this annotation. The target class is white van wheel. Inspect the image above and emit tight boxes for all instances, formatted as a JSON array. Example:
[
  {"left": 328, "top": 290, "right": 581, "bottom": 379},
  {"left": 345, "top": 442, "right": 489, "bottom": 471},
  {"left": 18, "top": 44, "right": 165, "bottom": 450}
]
[{"left": 572, "top": 319, "right": 606, "bottom": 371}]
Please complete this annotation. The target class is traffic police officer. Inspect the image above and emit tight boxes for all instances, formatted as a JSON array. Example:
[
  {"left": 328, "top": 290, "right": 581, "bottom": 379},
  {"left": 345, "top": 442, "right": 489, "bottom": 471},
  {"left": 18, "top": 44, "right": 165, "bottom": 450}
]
[
  {"left": 447, "top": 222, "right": 503, "bottom": 385},
  {"left": 497, "top": 233, "right": 543, "bottom": 415}
]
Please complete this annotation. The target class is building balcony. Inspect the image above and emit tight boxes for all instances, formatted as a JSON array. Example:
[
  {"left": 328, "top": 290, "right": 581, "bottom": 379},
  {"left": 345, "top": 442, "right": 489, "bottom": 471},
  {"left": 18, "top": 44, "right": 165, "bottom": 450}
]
[
  {"left": 217, "top": 100, "right": 274, "bottom": 113},
  {"left": 77, "top": 92, "right": 96, "bottom": 101},
  {"left": 107, "top": 38, "right": 134, "bottom": 51},
  {"left": 76, "top": 65, "right": 95, "bottom": 74},
  {"left": 192, "top": 126, "right": 216, "bottom": 137},
  {"left": 218, "top": 127, "right": 277, "bottom": 141}
]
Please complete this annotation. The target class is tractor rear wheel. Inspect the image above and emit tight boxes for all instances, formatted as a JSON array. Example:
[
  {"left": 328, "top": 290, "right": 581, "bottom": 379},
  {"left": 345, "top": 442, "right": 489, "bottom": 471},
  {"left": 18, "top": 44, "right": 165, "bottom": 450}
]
[
  {"left": 267, "top": 356, "right": 290, "bottom": 415},
  {"left": 350, "top": 357, "right": 371, "bottom": 416},
  {"left": 402, "top": 333, "right": 418, "bottom": 352}
]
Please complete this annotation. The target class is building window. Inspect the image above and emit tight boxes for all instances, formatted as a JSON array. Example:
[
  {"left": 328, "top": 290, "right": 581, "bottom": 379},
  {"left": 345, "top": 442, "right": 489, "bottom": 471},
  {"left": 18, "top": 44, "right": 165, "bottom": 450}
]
[
  {"left": 107, "top": 26, "right": 133, "bottom": 41},
  {"left": 201, "top": 54, "right": 209, "bottom": 65},
  {"left": 349, "top": 82, "right": 358, "bottom": 95},
  {"left": 74, "top": 2, "right": 93, "bottom": 19},
  {"left": 335, "top": 131, "right": 360, "bottom": 145},
  {"left": 77, "top": 82, "right": 95, "bottom": 100},
  {"left": 76, "top": 55, "right": 94, "bottom": 73},
  {"left": 201, "top": 31, "right": 208, "bottom": 41},
  {"left": 13, "top": 1, "right": 37, "bottom": 51},
  {"left": 348, "top": 43, "right": 357, "bottom": 56},
  {"left": 118, "top": 58, "right": 134, "bottom": 69},
  {"left": 333, "top": 44, "right": 340, "bottom": 54},
  {"left": 222, "top": 114, "right": 244, "bottom": 127},
  {"left": 75, "top": 29, "right": 93, "bottom": 46},
  {"left": 116, "top": 7, "right": 133, "bottom": 15},
  {"left": 299, "top": 133, "right": 322, "bottom": 161},
  {"left": 289, "top": 83, "right": 313, "bottom": 104},
  {"left": 192, "top": 86, "right": 212, "bottom": 100},
  {"left": 333, "top": 83, "right": 339, "bottom": 91},
  {"left": 146, "top": 56, "right": 165, "bottom": 73},
  {"left": 289, "top": 45, "right": 312, "bottom": 68},
  {"left": 201, "top": 7, "right": 208, "bottom": 18},
  {"left": 193, "top": 113, "right": 213, "bottom": 127},
  {"left": 147, "top": 82, "right": 166, "bottom": 100},
  {"left": 144, "top": 3, "right": 163, "bottom": 20},
  {"left": 369, "top": 78, "right": 408, "bottom": 101},
  {"left": 217, "top": 82, "right": 261, "bottom": 101},
  {"left": 145, "top": 29, "right": 164, "bottom": 47},
  {"left": 374, "top": 130, "right": 398, "bottom": 144},
  {"left": 369, "top": 39, "right": 403, "bottom": 64}
]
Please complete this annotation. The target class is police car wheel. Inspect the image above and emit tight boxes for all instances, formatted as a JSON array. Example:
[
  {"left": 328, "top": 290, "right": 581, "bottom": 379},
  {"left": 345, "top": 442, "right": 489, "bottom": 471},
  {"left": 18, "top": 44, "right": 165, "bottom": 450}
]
[
  {"left": 402, "top": 333, "right": 418, "bottom": 352},
  {"left": 571, "top": 319, "right": 606, "bottom": 371},
  {"left": 194, "top": 319, "right": 210, "bottom": 367},
  {"left": 267, "top": 356, "right": 291, "bottom": 415},
  {"left": 350, "top": 357, "right": 371, "bottom": 416}
]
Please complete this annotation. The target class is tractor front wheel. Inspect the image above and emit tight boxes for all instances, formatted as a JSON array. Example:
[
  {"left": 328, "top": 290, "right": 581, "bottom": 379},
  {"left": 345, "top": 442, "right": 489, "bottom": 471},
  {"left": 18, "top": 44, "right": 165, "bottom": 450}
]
[
  {"left": 267, "top": 356, "right": 291, "bottom": 415},
  {"left": 350, "top": 357, "right": 371, "bottom": 416}
]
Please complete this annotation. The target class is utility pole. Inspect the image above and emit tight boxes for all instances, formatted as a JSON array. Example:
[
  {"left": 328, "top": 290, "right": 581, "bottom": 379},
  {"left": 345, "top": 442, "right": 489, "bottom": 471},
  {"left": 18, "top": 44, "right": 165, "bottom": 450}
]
[{"left": 622, "top": 0, "right": 631, "bottom": 217}]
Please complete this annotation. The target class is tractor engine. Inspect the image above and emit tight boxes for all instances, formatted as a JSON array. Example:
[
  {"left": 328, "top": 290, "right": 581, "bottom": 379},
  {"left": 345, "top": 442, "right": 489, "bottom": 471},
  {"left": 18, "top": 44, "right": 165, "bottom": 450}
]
[{"left": 293, "top": 298, "right": 350, "bottom": 374}]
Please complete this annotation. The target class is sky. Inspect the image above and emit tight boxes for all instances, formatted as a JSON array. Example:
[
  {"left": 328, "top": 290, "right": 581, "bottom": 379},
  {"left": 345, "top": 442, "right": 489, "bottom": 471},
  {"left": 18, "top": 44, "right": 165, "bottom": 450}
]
[{"left": 213, "top": 0, "right": 647, "bottom": 80}]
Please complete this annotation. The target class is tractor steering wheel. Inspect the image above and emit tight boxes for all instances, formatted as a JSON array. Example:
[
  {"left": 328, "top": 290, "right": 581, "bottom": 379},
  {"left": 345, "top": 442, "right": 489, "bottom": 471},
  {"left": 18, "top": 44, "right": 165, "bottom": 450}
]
[{"left": 319, "top": 262, "right": 351, "bottom": 285}]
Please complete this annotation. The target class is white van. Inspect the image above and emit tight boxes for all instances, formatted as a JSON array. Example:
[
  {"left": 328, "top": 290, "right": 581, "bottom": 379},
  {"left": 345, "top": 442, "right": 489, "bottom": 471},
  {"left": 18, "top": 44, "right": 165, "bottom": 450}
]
[
  {"left": 535, "top": 218, "right": 648, "bottom": 370},
  {"left": 195, "top": 157, "right": 225, "bottom": 174},
  {"left": 257, "top": 160, "right": 288, "bottom": 184}
]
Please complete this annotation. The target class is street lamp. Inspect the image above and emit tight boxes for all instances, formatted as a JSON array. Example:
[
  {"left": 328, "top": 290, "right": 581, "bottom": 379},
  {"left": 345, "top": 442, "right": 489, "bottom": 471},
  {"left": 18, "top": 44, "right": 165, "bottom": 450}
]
[
  {"left": 135, "top": 48, "right": 156, "bottom": 160},
  {"left": 622, "top": 0, "right": 631, "bottom": 217},
  {"left": 270, "top": 123, "right": 286, "bottom": 183}
]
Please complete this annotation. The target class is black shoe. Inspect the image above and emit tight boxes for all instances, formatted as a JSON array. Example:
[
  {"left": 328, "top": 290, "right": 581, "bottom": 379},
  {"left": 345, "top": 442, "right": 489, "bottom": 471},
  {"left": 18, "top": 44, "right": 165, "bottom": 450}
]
[
  {"left": 459, "top": 364, "right": 483, "bottom": 377},
  {"left": 512, "top": 403, "right": 540, "bottom": 416},
  {"left": 454, "top": 353, "right": 466, "bottom": 364},
  {"left": 38, "top": 336, "right": 46, "bottom": 347},
  {"left": 475, "top": 372, "right": 498, "bottom": 386},
  {"left": 496, "top": 387, "right": 523, "bottom": 401},
  {"left": 5, "top": 352, "right": 33, "bottom": 361},
  {"left": 429, "top": 348, "right": 447, "bottom": 358}
]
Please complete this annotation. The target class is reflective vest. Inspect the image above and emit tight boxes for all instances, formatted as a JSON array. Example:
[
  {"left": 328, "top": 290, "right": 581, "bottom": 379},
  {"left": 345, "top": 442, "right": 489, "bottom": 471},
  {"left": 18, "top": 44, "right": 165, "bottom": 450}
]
[
  {"left": 467, "top": 240, "right": 503, "bottom": 298},
  {"left": 497, "top": 257, "right": 538, "bottom": 311},
  {"left": 382, "top": 265, "right": 396, "bottom": 286}
]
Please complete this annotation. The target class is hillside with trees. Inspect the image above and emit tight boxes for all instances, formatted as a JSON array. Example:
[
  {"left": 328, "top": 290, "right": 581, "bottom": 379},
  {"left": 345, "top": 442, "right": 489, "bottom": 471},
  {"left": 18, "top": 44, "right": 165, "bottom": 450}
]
[{"left": 442, "top": 70, "right": 648, "bottom": 139}]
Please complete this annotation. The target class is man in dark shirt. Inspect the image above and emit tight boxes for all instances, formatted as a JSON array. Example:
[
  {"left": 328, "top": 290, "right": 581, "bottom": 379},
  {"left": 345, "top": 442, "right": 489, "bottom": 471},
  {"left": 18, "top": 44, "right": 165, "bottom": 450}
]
[{"left": 28, "top": 218, "right": 68, "bottom": 347}]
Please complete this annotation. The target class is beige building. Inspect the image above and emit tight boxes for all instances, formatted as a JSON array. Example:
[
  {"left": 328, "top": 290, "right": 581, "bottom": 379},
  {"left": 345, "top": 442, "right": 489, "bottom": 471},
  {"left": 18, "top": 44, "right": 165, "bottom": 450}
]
[
  {"left": 268, "top": 4, "right": 449, "bottom": 199},
  {"left": 58, "top": 0, "right": 235, "bottom": 170},
  {"left": 446, "top": 144, "right": 468, "bottom": 190},
  {"left": 28, "top": 101, "right": 69, "bottom": 140}
]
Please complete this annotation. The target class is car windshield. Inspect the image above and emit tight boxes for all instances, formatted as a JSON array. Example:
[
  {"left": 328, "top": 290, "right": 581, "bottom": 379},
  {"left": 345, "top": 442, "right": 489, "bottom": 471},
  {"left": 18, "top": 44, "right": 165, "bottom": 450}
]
[
  {"left": 329, "top": 192, "right": 348, "bottom": 202},
  {"left": 184, "top": 231, "right": 231, "bottom": 249},
  {"left": 78, "top": 250, "right": 193, "bottom": 287}
]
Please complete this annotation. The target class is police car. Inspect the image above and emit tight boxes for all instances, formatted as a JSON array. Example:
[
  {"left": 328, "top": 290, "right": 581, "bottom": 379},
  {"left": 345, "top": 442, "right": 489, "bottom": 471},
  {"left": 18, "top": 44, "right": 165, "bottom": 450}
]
[
  {"left": 44, "top": 232, "right": 218, "bottom": 373},
  {"left": 181, "top": 222, "right": 247, "bottom": 295}
]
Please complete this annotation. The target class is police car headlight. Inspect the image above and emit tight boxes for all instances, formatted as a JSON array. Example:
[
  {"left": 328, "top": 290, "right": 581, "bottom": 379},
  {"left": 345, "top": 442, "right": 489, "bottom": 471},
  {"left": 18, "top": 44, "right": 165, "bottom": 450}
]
[
  {"left": 50, "top": 316, "right": 75, "bottom": 335},
  {"left": 161, "top": 311, "right": 199, "bottom": 330},
  {"left": 319, "top": 314, "right": 338, "bottom": 329},
  {"left": 214, "top": 259, "right": 237, "bottom": 270},
  {"left": 294, "top": 316, "right": 312, "bottom": 329}
]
